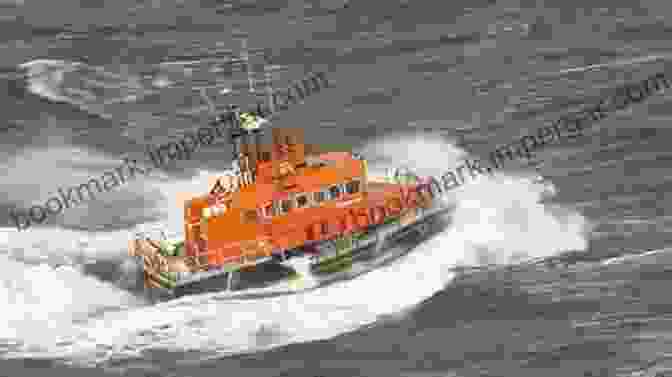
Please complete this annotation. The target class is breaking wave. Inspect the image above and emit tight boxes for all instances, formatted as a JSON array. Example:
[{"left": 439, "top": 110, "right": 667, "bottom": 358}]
[
  {"left": 19, "top": 59, "right": 153, "bottom": 118},
  {"left": 1, "top": 127, "right": 590, "bottom": 365}
]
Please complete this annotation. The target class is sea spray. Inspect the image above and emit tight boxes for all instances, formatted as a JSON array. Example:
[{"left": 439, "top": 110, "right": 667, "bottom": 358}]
[
  {"left": 0, "top": 253, "right": 141, "bottom": 347},
  {"left": 360, "top": 132, "right": 590, "bottom": 266},
  {"left": 0, "top": 131, "right": 590, "bottom": 364}
]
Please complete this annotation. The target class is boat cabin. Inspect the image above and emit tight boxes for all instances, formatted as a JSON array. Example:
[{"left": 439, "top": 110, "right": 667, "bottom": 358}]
[{"left": 182, "top": 126, "right": 369, "bottom": 264}]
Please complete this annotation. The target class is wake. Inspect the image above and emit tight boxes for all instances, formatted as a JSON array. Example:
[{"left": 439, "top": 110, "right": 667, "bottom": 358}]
[{"left": 0, "top": 131, "right": 590, "bottom": 365}]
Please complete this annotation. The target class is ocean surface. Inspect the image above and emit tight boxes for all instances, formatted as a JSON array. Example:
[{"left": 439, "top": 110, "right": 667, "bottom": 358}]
[{"left": 2, "top": 0, "right": 672, "bottom": 376}]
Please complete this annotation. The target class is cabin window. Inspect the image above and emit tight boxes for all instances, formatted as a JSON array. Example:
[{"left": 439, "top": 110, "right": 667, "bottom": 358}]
[
  {"left": 296, "top": 194, "right": 308, "bottom": 208},
  {"left": 314, "top": 190, "right": 326, "bottom": 203},
  {"left": 243, "top": 210, "right": 258, "bottom": 223},
  {"left": 346, "top": 180, "right": 360, "bottom": 195},
  {"left": 262, "top": 204, "right": 274, "bottom": 218},
  {"left": 329, "top": 185, "right": 342, "bottom": 199},
  {"left": 280, "top": 199, "right": 293, "bottom": 214}
]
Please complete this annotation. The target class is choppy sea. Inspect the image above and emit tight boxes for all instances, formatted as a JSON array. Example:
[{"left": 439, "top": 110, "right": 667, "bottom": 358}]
[{"left": 2, "top": 1, "right": 672, "bottom": 376}]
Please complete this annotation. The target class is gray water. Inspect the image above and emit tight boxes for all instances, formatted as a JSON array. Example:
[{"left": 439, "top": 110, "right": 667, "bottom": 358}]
[{"left": 1, "top": 0, "right": 672, "bottom": 376}]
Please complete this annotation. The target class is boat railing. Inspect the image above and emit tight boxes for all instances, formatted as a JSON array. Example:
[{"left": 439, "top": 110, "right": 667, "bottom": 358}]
[
  {"left": 193, "top": 243, "right": 274, "bottom": 269},
  {"left": 132, "top": 224, "right": 182, "bottom": 242}
]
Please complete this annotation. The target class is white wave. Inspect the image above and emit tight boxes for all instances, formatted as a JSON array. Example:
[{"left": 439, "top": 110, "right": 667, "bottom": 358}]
[
  {"left": 0, "top": 254, "right": 142, "bottom": 347},
  {"left": 361, "top": 132, "right": 589, "bottom": 265},
  {"left": 19, "top": 59, "right": 79, "bottom": 102},
  {"left": 151, "top": 75, "right": 174, "bottom": 88},
  {"left": 0, "top": 128, "right": 590, "bottom": 364},
  {"left": 0, "top": 161, "right": 230, "bottom": 355},
  {"left": 18, "top": 59, "right": 154, "bottom": 115},
  {"left": 537, "top": 53, "right": 670, "bottom": 77},
  {"left": 2, "top": 225, "right": 144, "bottom": 265},
  {"left": 601, "top": 248, "right": 672, "bottom": 266}
]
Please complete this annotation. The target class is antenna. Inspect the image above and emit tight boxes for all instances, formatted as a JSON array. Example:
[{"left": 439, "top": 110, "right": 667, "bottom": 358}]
[
  {"left": 241, "top": 37, "right": 255, "bottom": 94},
  {"left": 263, "top": 54, "right": 275, "bottom": 115},
  {"left": 241, "top": 38, "right": 275, "bottom": 121}
]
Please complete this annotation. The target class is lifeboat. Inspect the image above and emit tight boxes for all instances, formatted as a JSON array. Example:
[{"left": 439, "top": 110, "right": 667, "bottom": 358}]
[{"left": 128, "top": 108, "right": 452, "bottom": 298}]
